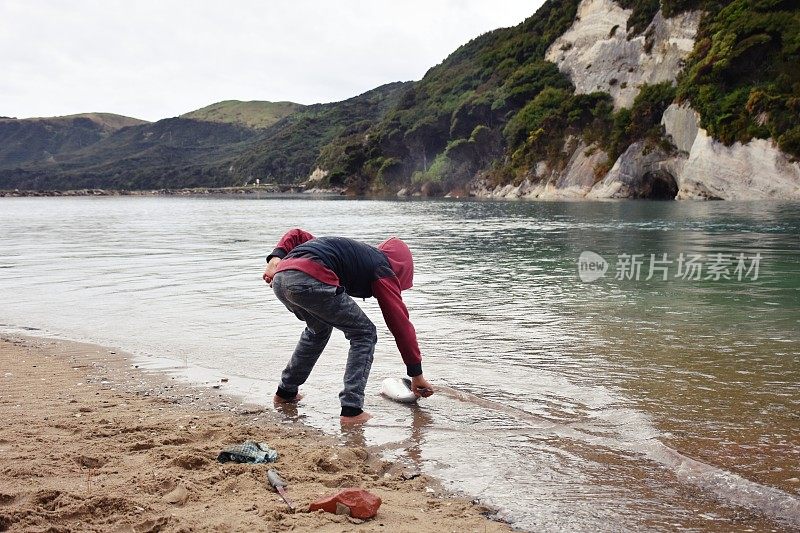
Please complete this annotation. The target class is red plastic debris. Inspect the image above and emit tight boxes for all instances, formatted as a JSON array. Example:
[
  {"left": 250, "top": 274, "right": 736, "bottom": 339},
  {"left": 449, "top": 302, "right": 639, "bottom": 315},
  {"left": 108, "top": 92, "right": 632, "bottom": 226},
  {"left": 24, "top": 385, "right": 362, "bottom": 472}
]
[{"left": 309, "top": 488, "right": 382, "bottom": 519}]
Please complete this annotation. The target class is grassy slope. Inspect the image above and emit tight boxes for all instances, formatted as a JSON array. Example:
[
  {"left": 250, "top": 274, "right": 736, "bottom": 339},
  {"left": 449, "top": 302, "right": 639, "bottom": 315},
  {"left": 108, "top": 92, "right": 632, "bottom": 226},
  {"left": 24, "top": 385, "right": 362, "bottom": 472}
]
[
  {"left": 181, "top": 100, "right": 304, "bottom": 129},
  {"left": 1, "top": 113, "right": 148, "bottom": 128},
  {"left": 61, "top": 113, "right": 149, "bottom": 129},
  {"left": 231, "top": 82, "right": 410, "bottom": 184}
]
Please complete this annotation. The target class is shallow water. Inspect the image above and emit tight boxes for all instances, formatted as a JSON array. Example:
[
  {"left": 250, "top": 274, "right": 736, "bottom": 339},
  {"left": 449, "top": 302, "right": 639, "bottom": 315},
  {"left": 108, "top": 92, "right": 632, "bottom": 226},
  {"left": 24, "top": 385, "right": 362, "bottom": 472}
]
[{"left": 1, "top": 196, "right": 798, "bottom": 531}]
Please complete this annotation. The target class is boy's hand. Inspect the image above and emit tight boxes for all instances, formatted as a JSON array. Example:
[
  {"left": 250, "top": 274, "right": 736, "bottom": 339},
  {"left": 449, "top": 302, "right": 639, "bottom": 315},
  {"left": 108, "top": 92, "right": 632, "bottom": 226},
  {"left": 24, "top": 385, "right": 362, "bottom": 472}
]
[
  {"left": 263, "top": 257, "right": 281, "bottom": 285},
  {"left": 411, "top": 374, "right": 434, "bottom": 398}
]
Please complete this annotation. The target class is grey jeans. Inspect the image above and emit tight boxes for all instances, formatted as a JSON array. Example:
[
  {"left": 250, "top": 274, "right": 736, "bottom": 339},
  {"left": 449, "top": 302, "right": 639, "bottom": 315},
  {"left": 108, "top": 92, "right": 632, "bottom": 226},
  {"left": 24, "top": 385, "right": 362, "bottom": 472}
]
[{"left": 271, "top": 269, "right": 377, "bottom": 412}]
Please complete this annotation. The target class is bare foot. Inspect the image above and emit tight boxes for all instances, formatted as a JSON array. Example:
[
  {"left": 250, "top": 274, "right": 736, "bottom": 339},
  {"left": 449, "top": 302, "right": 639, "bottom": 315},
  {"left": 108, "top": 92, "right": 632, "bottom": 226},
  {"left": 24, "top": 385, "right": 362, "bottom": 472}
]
[
  {"left": 340, "top": 411, "right": 372, "bottom": 425},
  {"left": 273, "top": 392, "right": 304, "bottom": 404}
]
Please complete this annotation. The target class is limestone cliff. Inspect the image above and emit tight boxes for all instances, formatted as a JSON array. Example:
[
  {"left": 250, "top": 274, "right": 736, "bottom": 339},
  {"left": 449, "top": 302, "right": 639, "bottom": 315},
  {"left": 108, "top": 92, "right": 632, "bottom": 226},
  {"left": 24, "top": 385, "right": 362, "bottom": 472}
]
[
  {"left": 545, "top": 0, "right": 700, "bottom": 109},
  {"left": 661, "top": 104, "right": 800, "bottom": 200},
  {"left": 473, "top": 0, "right": 800, "bottom": 201}
]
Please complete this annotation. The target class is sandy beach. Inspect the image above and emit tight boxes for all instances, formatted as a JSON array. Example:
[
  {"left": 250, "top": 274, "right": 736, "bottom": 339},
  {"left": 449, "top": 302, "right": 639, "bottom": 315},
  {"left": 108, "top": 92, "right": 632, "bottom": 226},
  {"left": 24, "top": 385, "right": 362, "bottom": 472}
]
[{"left": 0, "top": 335, "right": 508, "bottom": 532}]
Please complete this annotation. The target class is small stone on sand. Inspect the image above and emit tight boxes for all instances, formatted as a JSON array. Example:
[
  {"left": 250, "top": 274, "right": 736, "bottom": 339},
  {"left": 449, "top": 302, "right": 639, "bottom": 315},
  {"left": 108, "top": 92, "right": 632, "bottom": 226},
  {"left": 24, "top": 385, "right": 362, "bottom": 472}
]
[{"left": 164, "top": 484, "right": 189, "bottom": 506}]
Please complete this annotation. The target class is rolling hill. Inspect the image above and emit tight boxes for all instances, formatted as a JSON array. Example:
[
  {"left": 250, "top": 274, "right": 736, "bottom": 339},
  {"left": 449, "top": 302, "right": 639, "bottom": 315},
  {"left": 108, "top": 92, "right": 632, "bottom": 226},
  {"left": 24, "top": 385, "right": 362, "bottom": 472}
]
[
  {"left": 0, "top": 113, "right": 147, "bottom": 169},
  {"left": 0, "top": 85, "right": 408, "bottom": 190},
  {"left": 181, "top": 100, "right": 304, "bottom": 129},
  {"left": 230, "top": 82, "right": 410, "bottom": 185}
]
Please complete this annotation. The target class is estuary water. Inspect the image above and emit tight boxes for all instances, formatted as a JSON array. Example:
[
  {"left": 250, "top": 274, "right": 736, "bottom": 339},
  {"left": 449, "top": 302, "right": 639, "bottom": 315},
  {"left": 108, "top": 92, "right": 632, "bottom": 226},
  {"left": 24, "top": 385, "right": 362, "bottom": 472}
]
[{"left": 0, "top": 196, "right": 798, "bottom": 531}]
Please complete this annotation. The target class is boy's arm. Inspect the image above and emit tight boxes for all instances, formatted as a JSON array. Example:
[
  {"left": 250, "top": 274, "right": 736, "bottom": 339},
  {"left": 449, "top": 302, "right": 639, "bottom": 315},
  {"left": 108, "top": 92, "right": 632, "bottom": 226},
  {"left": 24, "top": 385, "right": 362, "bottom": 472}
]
[{"left": 372, "top": 276, "right": 422, "bottom": 377}]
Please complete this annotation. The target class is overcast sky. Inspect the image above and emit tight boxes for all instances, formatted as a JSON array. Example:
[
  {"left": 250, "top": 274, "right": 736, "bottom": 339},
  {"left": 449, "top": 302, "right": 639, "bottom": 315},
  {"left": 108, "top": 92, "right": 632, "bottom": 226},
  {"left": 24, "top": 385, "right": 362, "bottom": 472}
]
[{"left": 1, "top": 1, "right": 544, "bottom": 122}]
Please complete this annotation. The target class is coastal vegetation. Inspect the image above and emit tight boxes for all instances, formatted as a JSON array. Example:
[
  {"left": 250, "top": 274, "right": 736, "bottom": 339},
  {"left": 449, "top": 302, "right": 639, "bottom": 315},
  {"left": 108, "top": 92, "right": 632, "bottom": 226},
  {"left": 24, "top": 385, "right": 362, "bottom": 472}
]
[
  {"left": 313, "top": 0, "right": 799, "bottom": 193},
  {"left": 675, "top": 0, "right": 800, "bottom": 157},
  {"left": 233, "top": 82, "right": 409, "bottom": 185},
  {"left": 0, "top": 0, "right": 797, "bottom": 193}
]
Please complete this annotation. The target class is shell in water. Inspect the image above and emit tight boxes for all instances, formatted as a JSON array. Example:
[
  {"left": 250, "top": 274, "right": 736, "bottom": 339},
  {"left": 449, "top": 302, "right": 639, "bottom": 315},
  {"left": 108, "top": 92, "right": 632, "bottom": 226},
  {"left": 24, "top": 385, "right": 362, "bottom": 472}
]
[{"left": 380, "top": 377, "right": 417, "bottom": 403}]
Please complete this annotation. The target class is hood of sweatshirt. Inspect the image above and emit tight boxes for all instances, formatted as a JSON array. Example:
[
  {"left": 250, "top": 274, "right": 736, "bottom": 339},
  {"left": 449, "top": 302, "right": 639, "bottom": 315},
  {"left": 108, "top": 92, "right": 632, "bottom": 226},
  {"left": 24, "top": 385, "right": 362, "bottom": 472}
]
[{"left": 377, "top": 237, "right": 414, "bottom": 290}]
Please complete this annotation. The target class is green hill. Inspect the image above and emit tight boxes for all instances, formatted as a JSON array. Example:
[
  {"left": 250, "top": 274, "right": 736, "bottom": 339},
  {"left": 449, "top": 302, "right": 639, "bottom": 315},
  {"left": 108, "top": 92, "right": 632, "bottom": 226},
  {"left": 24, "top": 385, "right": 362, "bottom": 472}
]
[
  {"left": 0, "top": 86, "right": 407, "bottom": 190},
  {"left": 313, "top": 0, "right": 582, "bottom": 191},
  {"left": 0, "top": 117, "right": 258, "bottom": 190},
  {"left": 231, "top": 82, "right": 410, "bottom": 184},
  {"left": 181, "top": 100, "right": 303, "bottom": 129},
  {"left": 0, "top": 113, "right": 147, "bottom": 168}
]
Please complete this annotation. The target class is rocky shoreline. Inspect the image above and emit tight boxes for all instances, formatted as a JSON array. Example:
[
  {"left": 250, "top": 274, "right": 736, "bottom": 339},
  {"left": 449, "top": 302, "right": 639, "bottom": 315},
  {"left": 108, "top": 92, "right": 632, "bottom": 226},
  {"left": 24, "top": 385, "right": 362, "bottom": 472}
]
[
  {"left": 462, "top": 103, "right": 800, "bottom": 202},
  {"left": 0, "top": 185, "right": 346, "bottom": 198}
]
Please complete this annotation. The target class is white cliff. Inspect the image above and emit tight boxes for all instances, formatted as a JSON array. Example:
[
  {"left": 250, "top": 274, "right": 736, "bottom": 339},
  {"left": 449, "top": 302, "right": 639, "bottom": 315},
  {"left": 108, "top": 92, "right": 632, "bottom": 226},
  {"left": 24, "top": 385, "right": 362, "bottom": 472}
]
[
  {"left": 539, "top": 140, "right": 609, "bottom": 199},
  {"left": 586, "top": 103, "right": 800, "bottom": 200},
  {"left": 476, "top": 103, "right": 800, "bottom": 201},
  {"left": 660, "top": 102, "right": 698, "bottom": 154},
  {"left": 472, "top": 140, "right": 608, "bottom": 200},
  {"left": 545, "top": 0, "right": 700, "bottom": 109},
  {"left": 469, "top": 0, "right": 800, "bottom": 201},
  {"left": 587, "top": 141, "right": 677, "bottom": 199},
  {"left": 661, "top": 104, "right": 800, "bottom": 200}
]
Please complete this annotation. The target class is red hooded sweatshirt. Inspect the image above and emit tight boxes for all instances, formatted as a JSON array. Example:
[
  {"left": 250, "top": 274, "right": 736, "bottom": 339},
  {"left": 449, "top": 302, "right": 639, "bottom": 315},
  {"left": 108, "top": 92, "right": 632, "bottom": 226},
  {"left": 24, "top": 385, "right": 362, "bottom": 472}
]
[{"left": 267, "top": 229, "right": 422, "bottom": 376}]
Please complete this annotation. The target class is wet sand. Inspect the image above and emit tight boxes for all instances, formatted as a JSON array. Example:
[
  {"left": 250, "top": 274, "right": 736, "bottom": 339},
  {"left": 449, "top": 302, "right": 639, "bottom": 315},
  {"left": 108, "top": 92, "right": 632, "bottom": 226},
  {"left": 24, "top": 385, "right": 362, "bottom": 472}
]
[{"left": 0, "top": 335, "right": 508, "bottom": 532}]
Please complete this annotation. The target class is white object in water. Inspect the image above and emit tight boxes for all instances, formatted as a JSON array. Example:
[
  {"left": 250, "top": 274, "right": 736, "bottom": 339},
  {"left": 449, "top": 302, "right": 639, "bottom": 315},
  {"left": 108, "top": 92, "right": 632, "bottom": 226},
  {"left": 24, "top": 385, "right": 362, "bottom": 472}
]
[{"left": 380, "top": 377, "right": 417, "bottom": 403}]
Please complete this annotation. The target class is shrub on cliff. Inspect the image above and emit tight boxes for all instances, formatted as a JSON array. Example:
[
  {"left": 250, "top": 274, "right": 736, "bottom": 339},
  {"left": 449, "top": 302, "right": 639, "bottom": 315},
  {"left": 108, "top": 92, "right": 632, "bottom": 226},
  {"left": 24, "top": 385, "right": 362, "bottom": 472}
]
[
  {"left": 677, "top": 0, "right": 800, "bottom": 157},
  {"left": 319, "top": 0, "right": 582, "bottom": 189},
  {"left": 610, "top": 82, "right": 677, "bottom": 156}
]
